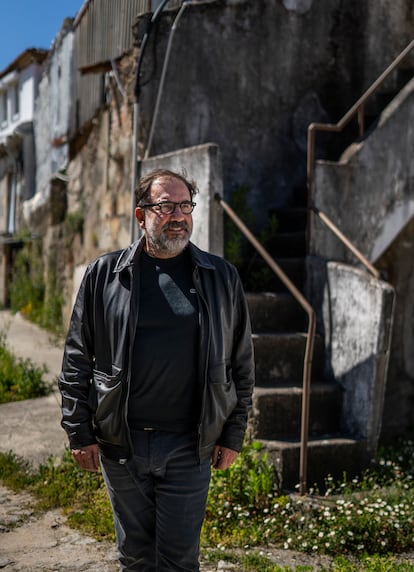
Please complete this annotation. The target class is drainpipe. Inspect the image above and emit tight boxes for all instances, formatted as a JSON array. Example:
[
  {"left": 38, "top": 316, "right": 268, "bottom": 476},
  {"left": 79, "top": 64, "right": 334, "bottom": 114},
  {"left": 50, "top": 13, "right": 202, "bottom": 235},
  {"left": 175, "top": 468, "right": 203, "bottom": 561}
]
[
  {"left": 144, "top": 1, "right": 191, "bottom": 159},
  {"left": 130, "top": 0, "right": 176, "bottom": 243}
]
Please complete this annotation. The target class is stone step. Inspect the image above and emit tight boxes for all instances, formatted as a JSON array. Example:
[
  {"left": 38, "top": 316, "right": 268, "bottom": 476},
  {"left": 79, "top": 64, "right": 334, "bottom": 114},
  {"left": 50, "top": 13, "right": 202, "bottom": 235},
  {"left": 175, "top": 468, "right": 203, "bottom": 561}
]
[
  {"left": 253, "top": 332, "right": 324, "bottom": 386},
  {"left": 252, "top": 382, "right": 342, "bottom": 440},
  {"left": 260, "top": 437, "right": 370, "bottom": 491},
  {"left": 247, "top": 292, "right": 307, "bottom": 333}
]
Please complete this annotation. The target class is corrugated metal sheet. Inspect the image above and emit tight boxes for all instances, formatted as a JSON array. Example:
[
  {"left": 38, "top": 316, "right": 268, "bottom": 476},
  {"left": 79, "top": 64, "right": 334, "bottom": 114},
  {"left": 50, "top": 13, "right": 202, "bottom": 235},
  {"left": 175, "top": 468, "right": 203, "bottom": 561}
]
[{"left": 70, "top": 0, "right": 153, "bottom": 137}]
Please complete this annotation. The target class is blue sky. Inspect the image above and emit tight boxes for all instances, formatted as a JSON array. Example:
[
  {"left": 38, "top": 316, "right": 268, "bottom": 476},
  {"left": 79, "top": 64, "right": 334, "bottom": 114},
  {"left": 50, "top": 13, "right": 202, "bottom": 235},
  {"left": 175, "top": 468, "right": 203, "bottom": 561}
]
[{"left": 1, "top": 0, "right": 84, "bottom": 72}]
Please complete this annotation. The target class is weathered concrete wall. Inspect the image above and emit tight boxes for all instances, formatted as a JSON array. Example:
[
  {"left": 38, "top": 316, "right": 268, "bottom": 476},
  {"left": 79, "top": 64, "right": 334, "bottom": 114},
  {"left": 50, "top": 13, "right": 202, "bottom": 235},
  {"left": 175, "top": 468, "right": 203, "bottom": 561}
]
[
  {"left": 311, "top": 76, "right": 414, "bottom": 265},
  {"left": 376, "top": 218, "right": 414, "bottom": 440},
  {"left": 135, "top": 0, "right": 414, "bottom": 225},
  {"left": 306, "top": 257, "right": 395, "bottom": 452},
  {"left": 310, "top": 75, "right": 414, "bottom": 440}
]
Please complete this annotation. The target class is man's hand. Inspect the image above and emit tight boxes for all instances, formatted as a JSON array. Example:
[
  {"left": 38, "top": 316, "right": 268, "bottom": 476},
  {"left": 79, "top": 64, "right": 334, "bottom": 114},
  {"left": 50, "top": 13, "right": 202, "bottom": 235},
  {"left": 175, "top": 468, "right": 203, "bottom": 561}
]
[
  {"left": 212, "top": 445, "right": 238, "bottom": 470},
  {"left": 72, "top": 444, "right": 100, "bottom": 472}
]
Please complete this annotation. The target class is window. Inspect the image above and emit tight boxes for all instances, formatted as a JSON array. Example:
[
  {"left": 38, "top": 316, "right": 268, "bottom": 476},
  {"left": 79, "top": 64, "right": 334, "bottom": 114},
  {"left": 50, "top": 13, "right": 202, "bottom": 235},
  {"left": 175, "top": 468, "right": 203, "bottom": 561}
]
[
  {"left": 0, "top": 91, "right": 7, "bottom": 127},
  {"left": 11, "top": 83, "right": 19, "bottom": 119}
]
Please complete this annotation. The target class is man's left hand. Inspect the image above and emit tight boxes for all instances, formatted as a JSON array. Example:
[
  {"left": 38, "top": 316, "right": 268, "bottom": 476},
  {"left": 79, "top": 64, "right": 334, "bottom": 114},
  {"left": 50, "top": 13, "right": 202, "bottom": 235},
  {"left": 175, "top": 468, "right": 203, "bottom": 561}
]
[{"left": 212, "top": 445, "right": 238, "bottom": 470}]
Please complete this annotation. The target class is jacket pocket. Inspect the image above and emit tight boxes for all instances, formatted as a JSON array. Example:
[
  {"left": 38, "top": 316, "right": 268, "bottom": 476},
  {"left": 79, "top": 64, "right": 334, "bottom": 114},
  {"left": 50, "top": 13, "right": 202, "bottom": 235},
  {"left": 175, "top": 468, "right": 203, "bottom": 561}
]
[
  {"left": 201, "top": 362, "right": 238, "bottom": 449},
  {"left": 93, "top": 366, "right": 122, "bottom": 394},
  {"left": 92, "top": 366, "right": 126, "bottom": 447},
  {"left": 208, "top": 362, "right": 233, "bottom": 386}
]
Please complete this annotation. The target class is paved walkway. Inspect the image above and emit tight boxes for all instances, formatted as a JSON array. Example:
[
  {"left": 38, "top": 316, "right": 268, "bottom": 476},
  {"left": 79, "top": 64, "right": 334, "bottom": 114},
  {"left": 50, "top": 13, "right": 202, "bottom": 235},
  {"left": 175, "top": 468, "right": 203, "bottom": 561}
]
[{"left": 0, "top": 311, "right": 67, "bottom": 466}]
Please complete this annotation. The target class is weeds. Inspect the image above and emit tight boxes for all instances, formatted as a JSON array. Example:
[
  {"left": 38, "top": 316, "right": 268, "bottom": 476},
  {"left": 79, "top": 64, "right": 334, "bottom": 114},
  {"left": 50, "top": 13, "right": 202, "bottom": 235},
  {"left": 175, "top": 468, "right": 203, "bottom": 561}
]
[
  {"left": 0, "top": 330, "right": 51, "bottom": 403},
  {"left": 9, "top": 238, "right": 64, "bottom": 335},
  {"left": 1, "top": 441, "right": 414, "bottom": 570}
]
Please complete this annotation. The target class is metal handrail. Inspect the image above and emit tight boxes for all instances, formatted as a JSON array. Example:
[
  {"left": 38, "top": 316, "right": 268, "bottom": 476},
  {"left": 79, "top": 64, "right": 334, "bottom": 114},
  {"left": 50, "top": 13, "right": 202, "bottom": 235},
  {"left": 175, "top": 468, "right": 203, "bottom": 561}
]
[
  {"left": 307, "top": 39, "right": 414, "bottom": 278},
  {"left": 215, "top": 193, "right": 316, "bottom": 495},
  {"left": 307, "top": 38, "right": 414, "bottom": 199},
  {"left": 310, "top": 205, "right": 380, "bottom": 280}
]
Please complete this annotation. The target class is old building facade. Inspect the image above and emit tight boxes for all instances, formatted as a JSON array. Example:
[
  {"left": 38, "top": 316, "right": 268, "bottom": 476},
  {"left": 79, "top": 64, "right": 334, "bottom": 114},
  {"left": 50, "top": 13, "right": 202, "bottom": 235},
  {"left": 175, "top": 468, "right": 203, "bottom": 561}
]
[{"left": 0, "top": 48, "right": 48, "bottom": 305}]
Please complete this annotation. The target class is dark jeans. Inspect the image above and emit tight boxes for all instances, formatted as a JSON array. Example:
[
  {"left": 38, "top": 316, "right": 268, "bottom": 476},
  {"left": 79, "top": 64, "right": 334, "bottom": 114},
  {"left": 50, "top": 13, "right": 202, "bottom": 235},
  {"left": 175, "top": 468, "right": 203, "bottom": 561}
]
[{"left": 100, "top": 430, "right": 211, "bottom": 572}]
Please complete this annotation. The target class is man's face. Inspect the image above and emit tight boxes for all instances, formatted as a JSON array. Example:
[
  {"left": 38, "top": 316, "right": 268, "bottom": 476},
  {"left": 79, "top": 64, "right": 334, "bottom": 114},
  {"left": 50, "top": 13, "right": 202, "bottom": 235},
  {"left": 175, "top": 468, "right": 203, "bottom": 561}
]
[{"left": 135, "top": 176, "right": 193, "bottom": 259}]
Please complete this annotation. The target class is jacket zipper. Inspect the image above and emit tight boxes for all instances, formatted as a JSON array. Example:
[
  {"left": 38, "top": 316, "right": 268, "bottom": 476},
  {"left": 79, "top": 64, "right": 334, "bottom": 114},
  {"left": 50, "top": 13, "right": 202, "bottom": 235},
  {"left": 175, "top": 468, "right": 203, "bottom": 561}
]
[
  {"left": 193, "top": 265, "right": 211, "bottom": 464},
  {"left": 121, "top": 262, "right": 139, "bottom": 463}
]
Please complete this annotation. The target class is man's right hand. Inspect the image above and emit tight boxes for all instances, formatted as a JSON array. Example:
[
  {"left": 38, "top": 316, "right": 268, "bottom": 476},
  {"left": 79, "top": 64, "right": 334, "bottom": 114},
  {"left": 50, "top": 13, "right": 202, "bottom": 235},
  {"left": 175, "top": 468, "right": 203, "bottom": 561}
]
[{"left": 72, "top": 444, "right": 100, "bottom": 472}]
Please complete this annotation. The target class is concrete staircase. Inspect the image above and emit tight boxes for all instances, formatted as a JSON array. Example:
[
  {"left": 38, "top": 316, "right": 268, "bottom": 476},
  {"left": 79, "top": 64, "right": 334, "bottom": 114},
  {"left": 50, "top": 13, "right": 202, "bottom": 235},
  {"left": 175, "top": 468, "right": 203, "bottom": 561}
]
[{"left": 246, "top": 207, "right": 369, "bottom": 491}]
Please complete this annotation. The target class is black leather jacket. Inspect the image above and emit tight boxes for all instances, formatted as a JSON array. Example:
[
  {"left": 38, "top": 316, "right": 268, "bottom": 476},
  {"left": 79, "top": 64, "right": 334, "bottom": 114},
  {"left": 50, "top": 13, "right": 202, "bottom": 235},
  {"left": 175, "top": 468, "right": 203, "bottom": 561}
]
[{"left": 59, "top": 237, "right": 255, "bottom": 463}]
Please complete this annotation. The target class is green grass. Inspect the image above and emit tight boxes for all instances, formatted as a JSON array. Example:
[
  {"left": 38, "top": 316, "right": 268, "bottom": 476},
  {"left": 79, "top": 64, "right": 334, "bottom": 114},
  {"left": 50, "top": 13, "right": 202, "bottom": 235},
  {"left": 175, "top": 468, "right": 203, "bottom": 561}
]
[
  {"left": 1, "top": 441, "right": 414, "bottom": 570},
  {"left": 0, "top": 330, "right": 51, "bottom": 403}
]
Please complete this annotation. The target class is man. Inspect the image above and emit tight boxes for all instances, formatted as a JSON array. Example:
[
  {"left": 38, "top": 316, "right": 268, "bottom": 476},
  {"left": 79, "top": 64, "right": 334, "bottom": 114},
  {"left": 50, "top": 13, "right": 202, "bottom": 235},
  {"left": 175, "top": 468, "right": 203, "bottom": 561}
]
[{"left": 58, "top": 169, "right": 255, "bottom": 571}]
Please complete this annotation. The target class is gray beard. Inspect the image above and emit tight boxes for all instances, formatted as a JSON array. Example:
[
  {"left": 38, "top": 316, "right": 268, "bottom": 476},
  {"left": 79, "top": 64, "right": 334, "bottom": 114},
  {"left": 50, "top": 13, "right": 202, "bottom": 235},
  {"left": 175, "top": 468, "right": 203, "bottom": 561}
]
[{"left": 147, "top": 233, "right": 190, "bottom": 258}]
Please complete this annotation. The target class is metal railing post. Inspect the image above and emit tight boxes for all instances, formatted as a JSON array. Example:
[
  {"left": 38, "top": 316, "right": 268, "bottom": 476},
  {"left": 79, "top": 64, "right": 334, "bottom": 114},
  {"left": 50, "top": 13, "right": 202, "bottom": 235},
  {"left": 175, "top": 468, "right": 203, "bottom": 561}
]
[{"left": 215, "top": 193, "right": 316, "bottom": 495}]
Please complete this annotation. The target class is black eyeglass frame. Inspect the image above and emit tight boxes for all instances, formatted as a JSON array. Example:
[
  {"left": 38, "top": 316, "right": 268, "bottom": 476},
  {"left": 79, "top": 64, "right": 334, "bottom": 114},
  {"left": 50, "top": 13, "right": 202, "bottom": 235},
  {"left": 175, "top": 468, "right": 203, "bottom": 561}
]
[{"left": 139, "top": 200, "right": 197, "bottom": 215}]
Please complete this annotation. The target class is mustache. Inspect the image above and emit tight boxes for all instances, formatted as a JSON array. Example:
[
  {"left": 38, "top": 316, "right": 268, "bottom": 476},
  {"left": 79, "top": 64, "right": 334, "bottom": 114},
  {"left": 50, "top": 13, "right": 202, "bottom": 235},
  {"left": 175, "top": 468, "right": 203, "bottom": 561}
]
[{"left": 164, "top": 221, "right": 189, "bottom": 231}]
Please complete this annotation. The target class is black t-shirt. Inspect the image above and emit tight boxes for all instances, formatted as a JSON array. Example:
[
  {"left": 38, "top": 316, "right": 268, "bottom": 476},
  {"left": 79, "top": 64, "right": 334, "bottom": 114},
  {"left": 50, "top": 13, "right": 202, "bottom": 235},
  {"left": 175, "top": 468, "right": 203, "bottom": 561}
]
[{"left": 128, "top": 249, "right": 199, "bottom": 432}]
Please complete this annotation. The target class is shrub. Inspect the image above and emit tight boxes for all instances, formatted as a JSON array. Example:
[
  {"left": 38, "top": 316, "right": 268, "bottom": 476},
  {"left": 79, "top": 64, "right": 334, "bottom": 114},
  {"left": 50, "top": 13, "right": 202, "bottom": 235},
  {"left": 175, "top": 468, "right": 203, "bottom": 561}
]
[{"left": 0, "top": 330, "right": 51, "bottom": 403}]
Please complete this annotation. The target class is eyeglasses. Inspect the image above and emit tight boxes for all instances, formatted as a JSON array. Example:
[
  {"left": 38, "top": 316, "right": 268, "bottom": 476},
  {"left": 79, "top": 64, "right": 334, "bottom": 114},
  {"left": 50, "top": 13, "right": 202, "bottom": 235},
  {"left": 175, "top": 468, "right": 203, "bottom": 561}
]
[{"left": 140, "top": 200, "right": 196, "bottom": 215}]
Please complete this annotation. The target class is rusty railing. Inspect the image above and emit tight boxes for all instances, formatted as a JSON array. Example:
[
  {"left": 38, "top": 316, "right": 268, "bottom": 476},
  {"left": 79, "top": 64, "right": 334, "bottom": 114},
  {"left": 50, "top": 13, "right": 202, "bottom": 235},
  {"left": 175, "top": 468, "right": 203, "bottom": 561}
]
[
  {"left": 307, "top": 39, "right": 414, "bottom": 279},
  {"left": 215, "top": 194, "right": 316, "bottom": 495},
  {"left": 307, "top": 39, "right": 414, "bottom": 199}
]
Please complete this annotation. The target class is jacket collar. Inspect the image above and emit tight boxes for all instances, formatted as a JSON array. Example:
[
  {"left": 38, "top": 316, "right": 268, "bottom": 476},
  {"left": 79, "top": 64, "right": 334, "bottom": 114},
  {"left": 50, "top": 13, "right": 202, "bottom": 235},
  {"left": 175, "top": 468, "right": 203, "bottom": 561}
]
[
  {"left": 188, "top": 242, "right": 216, "bottom": 270},
  {"left": 113, "top": 237, "right": 144, "bottom": 273},
  {"left": 114, "top": 236, "right": 216, "bottom": 273}
]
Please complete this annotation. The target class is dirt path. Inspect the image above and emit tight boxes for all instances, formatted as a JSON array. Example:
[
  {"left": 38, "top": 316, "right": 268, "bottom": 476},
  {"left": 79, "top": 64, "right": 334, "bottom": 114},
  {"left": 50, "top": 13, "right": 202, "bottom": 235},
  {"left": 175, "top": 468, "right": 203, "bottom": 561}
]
[
  {"left": 0, "top": 484, "right": 339, "bottom": 572},
  {"left": 0, "top": 484, "right": 118, "bottom": 571}
]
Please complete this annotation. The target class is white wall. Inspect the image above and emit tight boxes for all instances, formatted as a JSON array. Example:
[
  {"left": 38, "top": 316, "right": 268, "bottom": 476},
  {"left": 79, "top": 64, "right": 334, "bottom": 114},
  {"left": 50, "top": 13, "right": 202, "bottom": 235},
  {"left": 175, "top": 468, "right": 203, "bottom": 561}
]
[
  {"left": 33, "top": 30, "right": 73, "bottom": 207},
  {"left": 0, "top": 63, "right": 43, "bottom": 142}
]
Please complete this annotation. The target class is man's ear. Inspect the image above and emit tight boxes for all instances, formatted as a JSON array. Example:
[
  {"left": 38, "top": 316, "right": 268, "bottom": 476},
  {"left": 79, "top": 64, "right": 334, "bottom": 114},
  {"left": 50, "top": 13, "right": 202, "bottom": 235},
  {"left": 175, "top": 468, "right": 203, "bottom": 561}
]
[{"left": 135, "top": 207, "right": 145, "bottom": 229}]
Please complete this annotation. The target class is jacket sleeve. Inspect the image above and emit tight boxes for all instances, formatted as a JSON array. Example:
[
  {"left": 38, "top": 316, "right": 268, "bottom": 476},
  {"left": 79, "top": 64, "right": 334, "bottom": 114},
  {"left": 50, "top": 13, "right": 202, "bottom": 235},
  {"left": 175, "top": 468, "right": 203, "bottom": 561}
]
[
  {"left": 58, "top": 265, "right": 97, "bottom": 449},
  {"left": 217, "top": 270, "right": 255, "bottom": 452}
]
